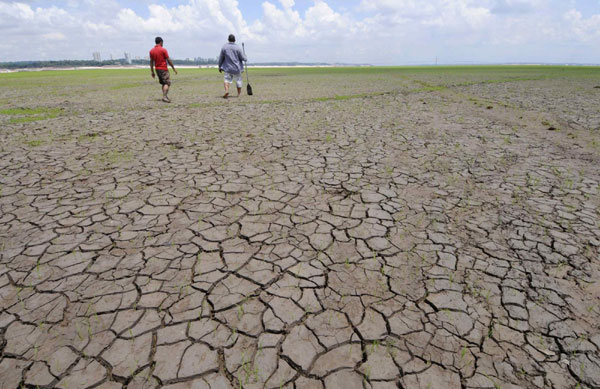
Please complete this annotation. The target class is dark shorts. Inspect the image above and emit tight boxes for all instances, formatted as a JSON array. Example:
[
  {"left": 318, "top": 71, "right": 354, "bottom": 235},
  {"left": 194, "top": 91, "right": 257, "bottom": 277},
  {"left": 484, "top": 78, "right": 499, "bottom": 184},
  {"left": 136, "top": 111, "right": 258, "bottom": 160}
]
[{"left": 156, "top": 69, "right": 171, "bottom": 86}]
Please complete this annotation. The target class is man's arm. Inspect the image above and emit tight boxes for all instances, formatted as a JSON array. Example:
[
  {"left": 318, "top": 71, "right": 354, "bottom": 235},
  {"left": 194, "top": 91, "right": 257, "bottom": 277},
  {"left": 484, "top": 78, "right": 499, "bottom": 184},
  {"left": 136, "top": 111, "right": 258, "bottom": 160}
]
[
  {"left": 167, "top": 58, "right": 178, "bottom": 74},
  {"left": 150, "top": 58, "right": 155, "bottom": 78},
  {"left": 218, "top": 49, "right": 225, "bottom": 73},
  {"left": 239, "top": 47, "right": 247, "bottom": 63}
]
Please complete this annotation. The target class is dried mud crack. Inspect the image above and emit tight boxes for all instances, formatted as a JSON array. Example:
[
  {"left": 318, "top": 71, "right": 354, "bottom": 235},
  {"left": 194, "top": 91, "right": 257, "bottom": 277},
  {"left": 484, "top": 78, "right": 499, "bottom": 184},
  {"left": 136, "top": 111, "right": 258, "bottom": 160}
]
[{"left": 1, "top": 67, "right": 599, "bottom": 388}]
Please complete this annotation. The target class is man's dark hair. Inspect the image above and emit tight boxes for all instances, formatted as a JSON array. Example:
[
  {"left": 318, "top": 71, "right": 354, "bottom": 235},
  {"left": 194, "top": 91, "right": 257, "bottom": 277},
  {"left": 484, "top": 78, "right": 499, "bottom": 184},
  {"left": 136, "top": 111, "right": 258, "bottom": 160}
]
[
  {"left": 228, "top": 34, "right": 235, "bottom": 43},
  {"left": 155, "top": 37, "right": 163, "bottom": 44}
]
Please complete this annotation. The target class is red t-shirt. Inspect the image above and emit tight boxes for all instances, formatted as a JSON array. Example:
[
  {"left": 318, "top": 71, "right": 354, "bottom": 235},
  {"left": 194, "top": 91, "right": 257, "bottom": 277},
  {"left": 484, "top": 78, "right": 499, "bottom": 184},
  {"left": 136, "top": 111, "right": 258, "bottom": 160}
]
[{"left": 150, "top": 45, "right": 169, "bottom": 70}]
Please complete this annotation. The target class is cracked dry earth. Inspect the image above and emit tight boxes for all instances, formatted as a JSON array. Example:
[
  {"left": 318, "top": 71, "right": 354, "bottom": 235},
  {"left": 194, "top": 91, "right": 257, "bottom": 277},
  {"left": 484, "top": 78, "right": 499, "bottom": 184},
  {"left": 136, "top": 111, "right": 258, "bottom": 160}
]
[{"left": 1, "top": 67, "right": 600, "bottom": 389}]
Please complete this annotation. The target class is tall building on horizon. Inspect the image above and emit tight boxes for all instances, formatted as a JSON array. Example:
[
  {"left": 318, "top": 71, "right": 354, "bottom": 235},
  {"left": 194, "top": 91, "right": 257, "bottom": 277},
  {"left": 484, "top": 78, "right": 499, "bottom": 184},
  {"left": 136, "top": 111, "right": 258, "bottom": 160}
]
[
  {"left": 93, "top": 52, "right": 101, "bottom": 62},
  {"left": 124, "top": 52, "right": 132, "bottom": 64}
]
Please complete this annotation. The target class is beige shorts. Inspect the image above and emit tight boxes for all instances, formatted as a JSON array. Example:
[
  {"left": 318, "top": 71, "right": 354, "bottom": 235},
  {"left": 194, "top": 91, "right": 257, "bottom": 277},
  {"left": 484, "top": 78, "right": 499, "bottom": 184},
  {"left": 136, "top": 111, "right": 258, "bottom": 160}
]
[{"left": 224, "top": 72, "right": 242, "bottom": 88}]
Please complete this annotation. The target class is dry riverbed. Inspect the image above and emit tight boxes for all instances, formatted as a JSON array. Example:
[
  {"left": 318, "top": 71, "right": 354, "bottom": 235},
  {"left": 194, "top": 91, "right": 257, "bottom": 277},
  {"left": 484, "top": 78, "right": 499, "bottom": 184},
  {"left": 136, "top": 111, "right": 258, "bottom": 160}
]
[{"left": 0, "top": 66, "right": 599, "bottom": 388}]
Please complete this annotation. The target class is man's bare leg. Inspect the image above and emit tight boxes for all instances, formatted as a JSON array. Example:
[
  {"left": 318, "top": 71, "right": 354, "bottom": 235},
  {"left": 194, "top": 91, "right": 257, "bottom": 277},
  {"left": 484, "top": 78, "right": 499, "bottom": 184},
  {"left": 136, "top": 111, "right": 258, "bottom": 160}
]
[
  {"left": 223, "top": 82, "right": 230, "bottom": 98},
  {"left": 237, "top": 87, "right": 242, "bottom": 97},
  {"left": 162, "top": 84, "right": 170, "bottom": 102}
]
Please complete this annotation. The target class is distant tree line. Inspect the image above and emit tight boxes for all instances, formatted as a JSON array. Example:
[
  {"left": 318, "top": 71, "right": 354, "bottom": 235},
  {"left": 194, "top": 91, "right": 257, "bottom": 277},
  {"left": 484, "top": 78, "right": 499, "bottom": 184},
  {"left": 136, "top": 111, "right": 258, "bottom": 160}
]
[
  {"left": 0, "top": 59, "right": 128, "bottom": 69},
  {"left": 1, "top": 59, "right": 368, "bottom": 70},
  {"left": 0, "top": 57, "right": 219, "bottom": 69},
  {"left": 251, "top": 62, "right": 331, "bottom": 66},
  {"left": 133, "top": 57, "right": 219, "bottom": 66}
]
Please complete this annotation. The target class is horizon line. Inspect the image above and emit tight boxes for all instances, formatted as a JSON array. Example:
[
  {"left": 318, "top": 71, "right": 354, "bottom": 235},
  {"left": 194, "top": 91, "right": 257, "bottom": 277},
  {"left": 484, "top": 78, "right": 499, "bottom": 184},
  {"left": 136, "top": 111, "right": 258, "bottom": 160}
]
[{"left": 2, "top": 61, "right": 600, "bottom": 70}]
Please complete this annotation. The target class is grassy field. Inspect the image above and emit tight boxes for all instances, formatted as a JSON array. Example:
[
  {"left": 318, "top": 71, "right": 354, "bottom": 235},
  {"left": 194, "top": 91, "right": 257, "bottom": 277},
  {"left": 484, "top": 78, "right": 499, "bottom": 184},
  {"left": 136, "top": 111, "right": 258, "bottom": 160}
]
[
  {"left": 1, "top": 66, "right": 599, "bottom": 388},
  {"left": 1, "top": 65, "right": 598, "bottom": 120}
]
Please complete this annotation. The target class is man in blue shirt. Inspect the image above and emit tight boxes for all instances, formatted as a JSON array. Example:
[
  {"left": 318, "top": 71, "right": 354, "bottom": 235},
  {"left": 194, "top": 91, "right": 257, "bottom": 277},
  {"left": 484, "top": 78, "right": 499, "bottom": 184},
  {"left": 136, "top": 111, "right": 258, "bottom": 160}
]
[{"left": 218, "top": 34, "right": 247, "bottom": 98}]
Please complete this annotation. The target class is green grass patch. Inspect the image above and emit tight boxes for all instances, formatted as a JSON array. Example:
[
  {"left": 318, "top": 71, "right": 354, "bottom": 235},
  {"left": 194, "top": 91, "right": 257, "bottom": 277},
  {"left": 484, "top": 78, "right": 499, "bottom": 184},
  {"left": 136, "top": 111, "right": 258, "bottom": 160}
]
[
  {"left": 10, "top": 116, "right": 46, "bottom": 124},
  {"left": 78, "top": 132, "right": 100, "bottom": 142},
  {"left": 1, "top": 107, "right": 63, "bottom": 123},
  {"left": 412, "top": 80, "right": 446, "bottom": 92},
  {"left": 413, "top": 85, "right": 446, "bottom": 92},
  {"left": 94, "top": 150, "right": 134, "bottom": 165},
  {"left": 188, "top": 101, "right": 233, "bottom": 108},
  {"left": 110, "top": 82, "right": 143, "bottom": 90},
  {"left": 454, "top": 76, "right": 543, "bottom": 87},
  {"left": 24, "top": 139, "right": 43, "bottom": 147},
  {"left": 313, "top": 91, "right": 387, "bottom": 102},
  {"left": 0, "top": 107, "right": 50, "bottom": 115}
]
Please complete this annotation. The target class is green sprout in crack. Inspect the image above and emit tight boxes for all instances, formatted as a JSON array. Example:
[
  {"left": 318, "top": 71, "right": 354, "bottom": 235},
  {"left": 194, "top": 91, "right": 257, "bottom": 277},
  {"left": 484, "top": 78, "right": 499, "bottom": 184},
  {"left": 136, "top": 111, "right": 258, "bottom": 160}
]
[
  {"left": 447, "top": 270, "right": 455, "bottom": 283},
  {"left": 536, "top": 333, "right": 546, "bottom": 348},
  {"left": 237, "top": 303, "right": 245, "bottom": 320},
  {"left": 129, "top": 359, "right": 140, "bottom": 379},
  {"left": 551, "top": 166, "right": 562, "bottom": 177},
  {"left": 363, "top": 364, "right": 371, "bottom": 383},
  {"left": 380, "top": 265, "right": 386, "bottom": 276},
  {"left": 369, "top": 340, "right": 380, "bottom": 355},
  {"left": 257, "top": 340, "right": 263, "bottom": 357},
  {"left": 316, "top": 251, "right": 324, "bottom": 263},
  {"left": 386, "top": 338, "right": 397, "bottom": 358},
  {"left": 460, "top": 345, "right": 467, "bottom": 360},
  {"left": 76, "top": 324, "right": 85, "bottom": 341},
  {"left": 587, "top": 305, "right": 597, "bottom": 314}
]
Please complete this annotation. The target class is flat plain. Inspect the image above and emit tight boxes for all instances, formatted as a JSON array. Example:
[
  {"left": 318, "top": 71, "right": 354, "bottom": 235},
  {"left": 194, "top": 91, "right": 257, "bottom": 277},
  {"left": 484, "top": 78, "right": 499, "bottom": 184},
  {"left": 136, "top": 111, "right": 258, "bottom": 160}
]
[{"left": 0, "top": 66, "right": 599, "bottom": 388}]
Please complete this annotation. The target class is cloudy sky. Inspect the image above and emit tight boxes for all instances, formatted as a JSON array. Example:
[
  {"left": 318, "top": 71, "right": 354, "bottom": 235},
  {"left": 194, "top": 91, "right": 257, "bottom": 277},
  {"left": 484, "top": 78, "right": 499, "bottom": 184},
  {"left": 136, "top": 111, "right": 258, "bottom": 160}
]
[{"left": 1, "top": 0, "right": 599, "bottom": 64}]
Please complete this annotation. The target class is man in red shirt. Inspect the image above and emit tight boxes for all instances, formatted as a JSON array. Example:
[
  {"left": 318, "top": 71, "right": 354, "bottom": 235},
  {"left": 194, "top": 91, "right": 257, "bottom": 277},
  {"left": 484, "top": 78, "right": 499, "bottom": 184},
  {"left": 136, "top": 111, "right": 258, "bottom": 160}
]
[{"left": 150, "top": 37, "right": 177, "bottom": 103}]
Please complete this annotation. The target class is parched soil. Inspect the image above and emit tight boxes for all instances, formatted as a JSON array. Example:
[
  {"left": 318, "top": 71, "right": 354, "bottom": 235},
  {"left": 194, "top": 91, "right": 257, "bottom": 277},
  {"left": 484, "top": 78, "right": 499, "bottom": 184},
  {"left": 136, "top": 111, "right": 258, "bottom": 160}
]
[{"left": 0, "top": 67, "right": 599, "bottom": 388}]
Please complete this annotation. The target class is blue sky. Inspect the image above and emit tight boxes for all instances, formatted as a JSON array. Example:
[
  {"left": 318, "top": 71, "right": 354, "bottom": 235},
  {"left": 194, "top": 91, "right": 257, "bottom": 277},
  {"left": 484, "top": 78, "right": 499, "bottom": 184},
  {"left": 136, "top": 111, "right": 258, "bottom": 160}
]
[{"left": 1, "top": 0, "right": 599, "bottom": 64}]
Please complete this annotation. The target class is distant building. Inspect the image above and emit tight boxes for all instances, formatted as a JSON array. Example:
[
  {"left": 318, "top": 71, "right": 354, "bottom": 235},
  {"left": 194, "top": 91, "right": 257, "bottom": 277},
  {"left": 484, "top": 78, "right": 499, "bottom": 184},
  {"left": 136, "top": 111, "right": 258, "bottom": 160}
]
[
  {"left": 93, "top": 52, "right": 101, "bottom": 62},
  {"left": 124, "top": 52, "right": 132, "bottom": 64},
  {"left": 110, "top": 54, "right": 113, "bottom": 61}
]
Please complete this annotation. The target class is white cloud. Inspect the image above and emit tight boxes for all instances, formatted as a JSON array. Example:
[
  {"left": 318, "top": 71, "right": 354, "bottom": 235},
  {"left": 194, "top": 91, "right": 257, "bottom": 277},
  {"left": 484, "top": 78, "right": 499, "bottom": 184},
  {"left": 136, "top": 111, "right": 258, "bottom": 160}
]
[
  {"left": 0, "top": 0, "right": 598, "bottom": 64},
  {"left": 262, "top": 1, "right": 303, "bottom": 33},
  {"left": 359, "top": 0, "right": 492, "bottom": 30},
  {"left": 564, "top": 9, "right": 600, "bottom": 41},
  {"left": 422, "top": 1, "right": 492, "bottom": 30},
  {"left": 279, "top": 0, "right": 294, "bottom": 8},
  {"left": 304, "top": 0, "right": 349, "bottom": 31},
  {"left": 42, "top": 32, "right": 67, "bottom": 40},
  {"left": 116, "top": 5, "right": 189, "bottom": 33},
  {"left": 490, "top": 0, "right": 545, "bottom": 14}
]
